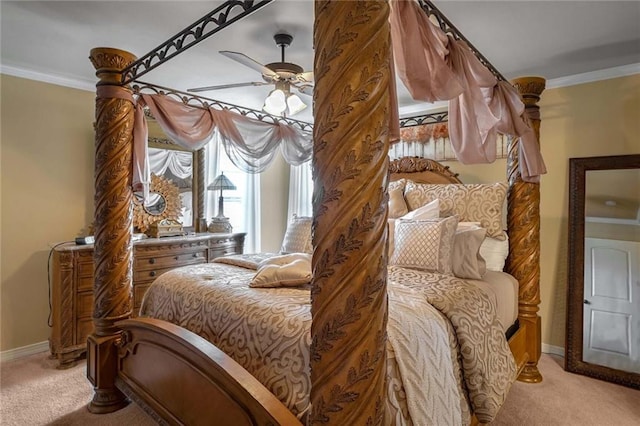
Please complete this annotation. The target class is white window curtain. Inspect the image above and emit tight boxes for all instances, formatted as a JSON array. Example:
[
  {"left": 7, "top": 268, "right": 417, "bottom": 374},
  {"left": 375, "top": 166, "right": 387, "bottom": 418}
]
[
  {"left": 206, "top": 140, "right": 261, "bottom": 252},
  {"left": 287, "top": 161, "right": 313, "bottom": 222}
]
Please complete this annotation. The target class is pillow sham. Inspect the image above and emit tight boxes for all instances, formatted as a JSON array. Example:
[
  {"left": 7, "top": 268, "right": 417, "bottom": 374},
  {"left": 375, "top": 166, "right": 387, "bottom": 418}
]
[
  {"left": 387, "top": 199, "right": 440, "bottom": 258},
  {"left": 389, "top": 178, "right": 407, "bottom": 193},
  {"left": 479, "top": 232, "right": 509, "bottom": 272},
  {"left": 250, "top": 256, "right": 312, "bottom": 288},
  {"left": 280, "top": 215, "right": 313, "bottom": 254},
  {"left": 389, "top": 187, "right": 409, "bottom": 218},
  {"left": 403, "top": 181, "right": 508, "bottom": 240},
  {"left": 389, "top": 216, "right": 458, "bottom": 274},
  {"left": 452, "top": 224, "right": 487, "bottom": 279}
]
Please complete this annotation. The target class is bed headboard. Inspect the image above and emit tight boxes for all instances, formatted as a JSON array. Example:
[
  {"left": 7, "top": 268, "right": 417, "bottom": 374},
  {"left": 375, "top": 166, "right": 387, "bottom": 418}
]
[{"left": 389, "top": 156, "right": 462, "bottom": 184}]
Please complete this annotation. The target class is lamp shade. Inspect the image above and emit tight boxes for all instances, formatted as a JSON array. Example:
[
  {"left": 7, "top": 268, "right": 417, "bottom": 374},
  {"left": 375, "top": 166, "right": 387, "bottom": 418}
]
[
  {"left": 263, "top": 89, "right": 287, "bottom": 115},
  {"left": 207, "top": 173, "right": 236, "bottom": 191},
  {"left": 286, "top": 94, "right": 307, "bottom": 115}
]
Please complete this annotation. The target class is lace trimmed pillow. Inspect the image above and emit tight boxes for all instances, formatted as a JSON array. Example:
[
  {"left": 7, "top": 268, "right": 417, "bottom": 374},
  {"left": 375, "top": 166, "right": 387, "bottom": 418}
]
[
  {"left": 404, "top": 181, "right": 508, "bottom": 240},
  {"left": 280, "top": 215, "right": 313, "bottom": 254},
  {"left": 389, "top": 215, "right": 458, "bottom": 275}
]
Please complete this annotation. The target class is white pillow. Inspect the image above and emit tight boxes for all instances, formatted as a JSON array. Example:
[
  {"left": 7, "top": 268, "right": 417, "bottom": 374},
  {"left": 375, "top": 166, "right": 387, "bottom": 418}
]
[
  {"left": 389, "top": 216, "right": 458, "bottom": 274},
  {"left": 479, "top": 232, "right": 509, "bottom": 272},
  {"left": 400, "top": 199, "right": 439, "bottom": 221},
  {"left": 280, "top": 215, "right": 313, "bottom": 254}
]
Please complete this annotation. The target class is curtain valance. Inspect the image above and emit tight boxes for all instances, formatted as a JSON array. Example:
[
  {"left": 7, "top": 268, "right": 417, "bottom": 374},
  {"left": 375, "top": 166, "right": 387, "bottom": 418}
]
[
  {"left": 389, "top": 0, "right": 546, "bottom": 182},
  {"left": 132, "top": 94, "right": 313, "bottom": 197}
]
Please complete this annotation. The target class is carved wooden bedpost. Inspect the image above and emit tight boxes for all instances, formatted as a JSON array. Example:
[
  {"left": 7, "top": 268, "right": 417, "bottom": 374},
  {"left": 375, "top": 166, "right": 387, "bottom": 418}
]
[
  {"left": 506, "top": 76, "right": 546, "bottom": 383},
  {"left": 311, "top": 1, "right": 391, "bottom": 424},
  {"left": 87, "top": 47, "right": 137, "bottom": 413}
]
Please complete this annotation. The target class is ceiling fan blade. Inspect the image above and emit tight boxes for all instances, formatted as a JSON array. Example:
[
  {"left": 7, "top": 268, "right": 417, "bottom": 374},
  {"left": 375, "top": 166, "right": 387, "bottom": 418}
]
[
  {"left": 296, "top": 83, "right": 314, "bottom": 96},
  {"left": 187, "top": 82, "right": 270, "bottom": 93},
  {"left": 219, "top": 51, "right": 279, "bottom": 80},
  {"left": 296, "top": 71, "right": 314, "bottom": 83}
]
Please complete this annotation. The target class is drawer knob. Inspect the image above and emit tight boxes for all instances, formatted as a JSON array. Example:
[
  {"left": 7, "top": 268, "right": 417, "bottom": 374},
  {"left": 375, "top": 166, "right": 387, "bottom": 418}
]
[
  {"left": 149, "top": 258, "right": 156, "bottom": 264},
  {"left": 175, "top": 256, "right": 179, "bottom": 260},
  {"left": 149, "top": 271, "right": 156, "bottom": 277},
  {"left": 193, "top": 253, "right": 198, "bottom": 258}
]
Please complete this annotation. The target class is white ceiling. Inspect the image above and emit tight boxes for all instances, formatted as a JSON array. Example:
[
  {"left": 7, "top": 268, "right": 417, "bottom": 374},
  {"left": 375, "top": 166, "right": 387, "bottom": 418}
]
[{"left": 2, "top": 1, "right": 639, "bottom": 123}]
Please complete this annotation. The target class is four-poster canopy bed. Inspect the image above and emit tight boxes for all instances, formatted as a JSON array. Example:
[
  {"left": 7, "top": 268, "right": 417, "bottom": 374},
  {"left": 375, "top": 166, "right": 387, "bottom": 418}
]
[{"left": 87, "top": 0, "right": 546, "bottom": 424}]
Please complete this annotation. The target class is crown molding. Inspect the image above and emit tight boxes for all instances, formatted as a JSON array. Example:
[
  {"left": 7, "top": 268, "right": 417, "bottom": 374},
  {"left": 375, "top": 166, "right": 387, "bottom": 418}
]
[
  {"left": 0, "top": 64, "right": 95, "bottom": 92},
  {"left": 546, "top": 63, "right": 640, "bottom": 89},
  {"left": 2, "top": 62, "right": 639, "bottom": 102}
]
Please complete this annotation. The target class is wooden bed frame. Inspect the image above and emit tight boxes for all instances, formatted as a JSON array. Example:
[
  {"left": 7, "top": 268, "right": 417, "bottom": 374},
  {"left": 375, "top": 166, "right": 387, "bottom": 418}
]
[{"left": 86, "top": 1, "right": 545, "bottom": 424}]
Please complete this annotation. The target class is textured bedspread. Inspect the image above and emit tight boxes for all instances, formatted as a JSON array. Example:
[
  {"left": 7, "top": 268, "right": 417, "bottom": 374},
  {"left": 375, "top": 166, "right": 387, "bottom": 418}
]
[{"left": 140, "top": 254, "right": 515, "bottom": 424}]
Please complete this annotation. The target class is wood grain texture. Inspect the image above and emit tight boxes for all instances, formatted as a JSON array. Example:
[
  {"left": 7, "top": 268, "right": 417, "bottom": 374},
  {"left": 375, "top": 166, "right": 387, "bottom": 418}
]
[
  {"left": 311, "top": 1, "right": 391, "bottom": 424},
  {"left": 88, "top": 47, "right": 137, "bottom": 413},
  {"left": 505, "top": 76, "right": 545, "bottom": 383}
]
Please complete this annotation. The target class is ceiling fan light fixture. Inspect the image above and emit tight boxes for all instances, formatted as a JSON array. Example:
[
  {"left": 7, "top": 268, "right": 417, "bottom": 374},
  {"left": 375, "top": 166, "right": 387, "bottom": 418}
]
[
  {"left": 286, "top": 94, "right": 307, "bottom": 116},
  {"left": 263, "top": 89, "right": 287, "bottom": 115}
]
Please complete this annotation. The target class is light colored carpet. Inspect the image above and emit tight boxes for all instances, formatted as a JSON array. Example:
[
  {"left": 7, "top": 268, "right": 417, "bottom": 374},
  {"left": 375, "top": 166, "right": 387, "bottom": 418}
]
[{"left": 1, "top": 351, "right": 638, "bottom": 425}]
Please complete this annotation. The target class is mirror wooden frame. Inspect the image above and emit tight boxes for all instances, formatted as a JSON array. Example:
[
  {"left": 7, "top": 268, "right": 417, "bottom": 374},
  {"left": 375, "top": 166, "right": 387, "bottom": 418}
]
[
  {"left": 148, "top": 137, "right": 207, "bottom": 232},
  {"left": 566, "top": 154, "right": 640, "bottom": 390}
]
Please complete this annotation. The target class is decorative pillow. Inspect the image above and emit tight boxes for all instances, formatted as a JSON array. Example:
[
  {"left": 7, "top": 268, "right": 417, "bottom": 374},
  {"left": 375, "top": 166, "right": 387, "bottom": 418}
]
[
  {"left": 389, "top": 216, "right": 458, "bottom": 274},
  {"left": 280, "top": 215, "right": 313, "bottom": 254},
  {"left": 479, "top": 232, "right": 509, "bottom": 271},
  {"left": 250, "top": 256, "right": 312, "bottom": 288},
  {"left": 452, "top": 224, "right": 487, "bottom": 279},
  {"left": 401, "top": 199, "right": 439, "bottom": 221},
  {"left": 403, "top": 181, "right": 508, "bottom": 240},
  {"left": 389, "top": 187, "right": 409, "bottom": 219},
  {"left": 388, "top": 200, "right": 441, "bottom": 258},
  {"left": 389, "top": 178, "right": 407, "bottom": 193}
]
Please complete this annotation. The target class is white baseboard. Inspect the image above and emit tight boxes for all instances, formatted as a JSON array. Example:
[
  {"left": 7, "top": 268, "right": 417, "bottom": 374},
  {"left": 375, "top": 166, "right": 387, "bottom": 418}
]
[
  {"left": 0, "top": 341, "right": 49, "bottom": 363},
  {"left": 542, "top": 343, "right": 565, "bottom": 357}
]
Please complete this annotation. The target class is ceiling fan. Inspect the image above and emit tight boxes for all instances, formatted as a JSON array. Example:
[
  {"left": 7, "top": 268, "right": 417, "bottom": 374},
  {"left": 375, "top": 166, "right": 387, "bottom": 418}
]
[{"left": 188, "top": 33, "right": 314, "bottom": 117}]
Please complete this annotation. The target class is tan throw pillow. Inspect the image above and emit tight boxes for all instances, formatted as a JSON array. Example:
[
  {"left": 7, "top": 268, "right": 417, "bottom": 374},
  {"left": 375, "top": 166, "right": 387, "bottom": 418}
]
[
  {"left": 404, "top": 181, "right": 508, "bottom": 240},
  {"left": 389, "top": 178, "right": 407, "bottom": 193},
  {"left": 250, "top": 257, "right": 312, "bottom": 288},
  {"left": 280, "top": 215, "right": 313, "bottom": 254},
  {"left": 452, "top": 225, "right": 487, "bottom": 279},
  {"left": 389, "top": 187, "right": 409, "bottom": 218},
  {"left": 389, "top": 216, "right": 458, "bottom": 274}
]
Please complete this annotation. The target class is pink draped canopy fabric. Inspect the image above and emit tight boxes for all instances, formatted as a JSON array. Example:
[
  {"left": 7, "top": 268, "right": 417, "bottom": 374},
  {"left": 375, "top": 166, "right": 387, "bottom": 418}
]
[
  {"left": 132, "top": 94, "right": 313, "bottom": 199},
  {"left": 389, "top": 0, "right": 546, "bottom": 182}
]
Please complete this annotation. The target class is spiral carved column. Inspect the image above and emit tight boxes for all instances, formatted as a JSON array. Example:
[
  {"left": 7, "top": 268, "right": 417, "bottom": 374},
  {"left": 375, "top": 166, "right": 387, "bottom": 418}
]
[
  {"left": 87, "top": 47, "right": 137, "bottom": 413},
  {"left": 505, "top": 76, "right": 546, "bottom": 383},
  {"left": 310, "top": 1, "right": 391, "bottom": 424},
  {"left": 195, "top": 148, "right": 206, "bottom": 232}
]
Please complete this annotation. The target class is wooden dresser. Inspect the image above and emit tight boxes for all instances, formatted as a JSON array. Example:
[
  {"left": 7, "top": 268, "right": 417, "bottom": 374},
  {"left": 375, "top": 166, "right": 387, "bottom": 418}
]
[{"left": 49, "top": 232, "right": 245, "bottom": 368}]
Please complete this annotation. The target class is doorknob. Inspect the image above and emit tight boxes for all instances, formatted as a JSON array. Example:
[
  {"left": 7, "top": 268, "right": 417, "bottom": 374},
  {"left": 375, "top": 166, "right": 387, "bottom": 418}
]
[{"left": 583, "top": 299, "right": 591, "bottom": 305}]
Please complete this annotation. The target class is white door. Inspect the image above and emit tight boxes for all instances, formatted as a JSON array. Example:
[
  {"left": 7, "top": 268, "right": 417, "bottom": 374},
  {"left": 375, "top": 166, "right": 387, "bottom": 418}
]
[{"left": 583, "top": 238, "right": 640, "bottom": 373}]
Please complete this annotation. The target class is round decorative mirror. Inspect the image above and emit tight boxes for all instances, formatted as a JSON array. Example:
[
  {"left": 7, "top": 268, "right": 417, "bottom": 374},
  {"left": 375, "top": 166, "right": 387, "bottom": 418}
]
[{"left": 133, "top": 174, "right": 182, "bottom": 232}]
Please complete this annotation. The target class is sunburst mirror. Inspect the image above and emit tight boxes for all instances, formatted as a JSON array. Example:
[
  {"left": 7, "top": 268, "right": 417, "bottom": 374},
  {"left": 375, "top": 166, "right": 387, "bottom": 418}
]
[{"left": 133, "top": 173, "right": 182, "bottom": 232}]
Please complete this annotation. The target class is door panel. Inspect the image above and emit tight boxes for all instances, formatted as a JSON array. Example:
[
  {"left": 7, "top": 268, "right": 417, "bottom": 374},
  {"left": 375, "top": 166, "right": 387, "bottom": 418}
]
[{"left": 583, "top": 238, "right": 640, "bottom": 374}]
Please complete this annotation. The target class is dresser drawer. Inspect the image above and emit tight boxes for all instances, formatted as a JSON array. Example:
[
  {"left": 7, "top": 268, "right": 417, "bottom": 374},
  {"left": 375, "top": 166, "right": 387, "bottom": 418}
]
[
  {"left": 135, "top": 250, "right": 207, "bottom": 270},
  {"left": 133, "top": 258, "right": 206, "bottom": 282},
  {"left": 209, "top": 244, "right": 240, "bottom": 260}
]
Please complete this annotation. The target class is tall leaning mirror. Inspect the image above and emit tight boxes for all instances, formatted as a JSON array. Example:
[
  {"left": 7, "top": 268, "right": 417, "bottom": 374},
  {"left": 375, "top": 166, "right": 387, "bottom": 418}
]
[{"left": 566, "top": 154, "right": 640, "bottom": 390}]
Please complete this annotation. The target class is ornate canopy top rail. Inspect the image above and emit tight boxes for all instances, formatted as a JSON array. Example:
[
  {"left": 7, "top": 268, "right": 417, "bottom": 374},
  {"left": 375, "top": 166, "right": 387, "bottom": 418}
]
[
  {"left": 418, "top": 0, "right": 507, "bottom": 83},
  {"left": 133, "top": 81, "right": 314, "bottom": 132},
  {"left": 399, "top": 110, "right": 448, "bottom": 128},
  {"left": 120, "top": 0, "right": 510, "bottom": 131},
  {"left": 121, "top": 0, "right": 274, "bottom": 85}
]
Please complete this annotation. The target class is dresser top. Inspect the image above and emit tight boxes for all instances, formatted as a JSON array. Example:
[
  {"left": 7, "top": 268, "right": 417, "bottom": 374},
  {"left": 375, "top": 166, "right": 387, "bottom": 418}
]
[{"left": 51, "top": 232, "right": 246, "bottom": 252}]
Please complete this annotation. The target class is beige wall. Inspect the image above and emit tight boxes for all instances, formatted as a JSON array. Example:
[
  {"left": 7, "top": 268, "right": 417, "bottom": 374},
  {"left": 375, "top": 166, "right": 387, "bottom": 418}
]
[
  {"left": 0, "top": 75, "right": 290, "bottom": 352},
  {"left": 1, "top": 75, "right": 96, "bottom": 351}
]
